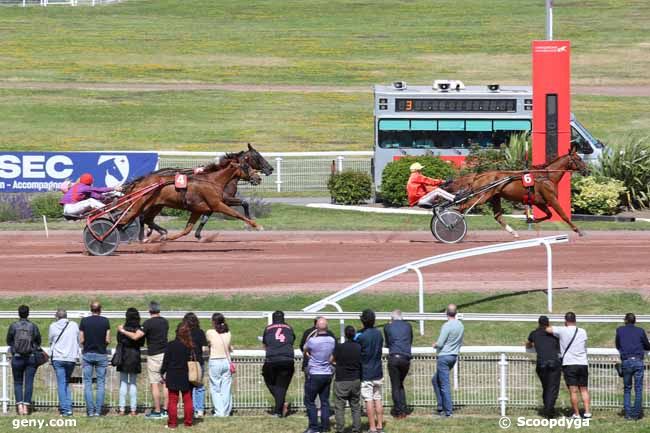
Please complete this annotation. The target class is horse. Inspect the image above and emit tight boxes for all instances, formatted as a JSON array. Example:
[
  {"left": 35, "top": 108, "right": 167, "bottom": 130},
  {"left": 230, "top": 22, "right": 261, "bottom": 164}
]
[
  {"left": 445, "top": 148, "right": 590, "bottom": 237},
  {"left": 120, "top": 161, "right": 263, "bottom": 242}
]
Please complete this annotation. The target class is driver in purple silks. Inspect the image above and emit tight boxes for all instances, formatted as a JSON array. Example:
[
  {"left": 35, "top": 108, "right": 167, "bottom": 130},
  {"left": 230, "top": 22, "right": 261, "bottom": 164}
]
[{"left": 59, "top": 173, "right": 119, "bottom": 216}]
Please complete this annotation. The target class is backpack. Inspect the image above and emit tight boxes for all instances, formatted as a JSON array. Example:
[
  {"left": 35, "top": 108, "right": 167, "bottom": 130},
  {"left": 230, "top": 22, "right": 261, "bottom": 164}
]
[{"left": 13, "top": 321, "right": 34, "bottom": 356}]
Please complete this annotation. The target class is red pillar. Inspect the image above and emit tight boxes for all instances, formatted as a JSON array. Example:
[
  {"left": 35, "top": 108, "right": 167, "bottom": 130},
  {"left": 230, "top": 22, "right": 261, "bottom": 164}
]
[{"left": 532, "top": 40, "right": 571, "bottom": 221}]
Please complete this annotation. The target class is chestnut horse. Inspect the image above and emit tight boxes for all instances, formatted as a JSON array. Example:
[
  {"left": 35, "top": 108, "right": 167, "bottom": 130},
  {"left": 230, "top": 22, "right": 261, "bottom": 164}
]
[
  {"left": 121, "top": 161, "right": 263, "bottom": 241},
  {"left": 445, "top": 149, "right": 590, "bottom": 237}
]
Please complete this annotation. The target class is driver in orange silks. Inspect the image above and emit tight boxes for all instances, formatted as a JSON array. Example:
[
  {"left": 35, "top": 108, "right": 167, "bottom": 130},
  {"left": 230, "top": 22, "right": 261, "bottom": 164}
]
[{"left": 406, "top": 162, "right": 456, "bottom": 207}]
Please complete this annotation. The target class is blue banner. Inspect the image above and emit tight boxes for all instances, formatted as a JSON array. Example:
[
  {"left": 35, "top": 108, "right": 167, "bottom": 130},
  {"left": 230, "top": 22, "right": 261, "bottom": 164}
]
[{"left": 0, "top": 152, "right": 158, "bottom": 192}]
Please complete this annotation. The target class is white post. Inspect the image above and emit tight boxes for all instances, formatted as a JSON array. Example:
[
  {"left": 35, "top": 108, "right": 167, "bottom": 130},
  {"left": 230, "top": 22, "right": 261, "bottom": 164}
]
[
  {"left": 275, "top": 157, "right": 283, "bottom": 193},
  {"left": 453, "top": 362, "right": 458, "bottom": 390},
  {"left": 408, "top": 266, "right": 425, "bottom": 336},
  {"left": 1, "top": 353, "right": 7, "bottom": 414},
  {"left": 336, "top": 156, "right": 344, "bottom": 173},
  {"left": 544, "top": 241, "right": 553, "bottom": 312},
  {"left": 322, "top": 302, "right": 345, "bottom": 343},
  {"left": 546, "top": 0, "right": 553, "bottom": 40},
  {"left": 22, "top": 0, "right": 26, "bottom": 7},
  {"left": 498, "top": 353, "right": 508, "bottom": 417},
  {"left": 43, "top": 215, "right": 49, "bottom": 239},
  {"left": 266, "top": 312, "right": 273, "bottom": 326}
]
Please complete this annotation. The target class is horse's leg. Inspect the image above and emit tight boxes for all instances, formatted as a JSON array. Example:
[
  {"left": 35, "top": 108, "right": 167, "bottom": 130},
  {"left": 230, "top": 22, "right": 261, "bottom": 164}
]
[
  {"left": 166, "top": 212, "right": 202, "bottom": 241},
  {"left": 490, "top": 196, "right": 519, "bottom": 238},
  {"left": 539, "top": 187, "right": 583, "bottom": 236},
  {"left": 210, "top": 201, "right": 261, "bottom": 230},
  {"left": 194, "top": 213, "right": 212, "bottom": 240},
  {"left": 141, "top": 206, "right": 168, "bottom": 242}
]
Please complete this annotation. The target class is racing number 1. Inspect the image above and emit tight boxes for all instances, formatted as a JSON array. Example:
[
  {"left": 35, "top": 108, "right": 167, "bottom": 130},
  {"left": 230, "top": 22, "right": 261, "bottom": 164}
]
[{"left": 275, "top": 328, "right": 286, "bottom": 343}]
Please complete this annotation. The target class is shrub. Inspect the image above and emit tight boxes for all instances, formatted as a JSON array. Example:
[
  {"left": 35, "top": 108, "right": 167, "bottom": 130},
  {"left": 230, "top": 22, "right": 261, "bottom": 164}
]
[
  {"left": 595, "top": 135, "right": 650, "bottom": 209},
  {"left": 380, "top": 156, "right": 456, "bottom": 207},
  {"left": 0, "top": 193, "right": 33, "bottom": 221},
  {"left": 30, "top": 192, "right": 63, "bottom": 219},
  {"left": 571, "top": 175, "right": 626, "bottom": 215},
  {"left": 462, "top": 133, "right": 530, "bottom": 174},
  {"left": 328, "top": 170, "right": 372, "bottom": 205},
  {"left": 462, "top": 146, "right": 503, "bottom": 174}
]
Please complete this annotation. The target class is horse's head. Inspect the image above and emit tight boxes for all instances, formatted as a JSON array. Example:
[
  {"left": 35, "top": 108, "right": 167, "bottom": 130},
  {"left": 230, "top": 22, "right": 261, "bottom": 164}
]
[
  {"left": 236, "top": 162, "right": 262, "bottom": 186},
  {"left": 240, "top": 143, "right": 274, "bottom": 176},
  {"left": 568, "top": 147, "right": 590, "bottom": 176}
]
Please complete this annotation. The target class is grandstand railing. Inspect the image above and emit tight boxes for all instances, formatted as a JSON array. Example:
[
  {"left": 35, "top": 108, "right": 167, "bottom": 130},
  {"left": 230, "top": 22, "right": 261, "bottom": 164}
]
[{"left": 0, "top": 346, "right": 637, "bottom": 416}]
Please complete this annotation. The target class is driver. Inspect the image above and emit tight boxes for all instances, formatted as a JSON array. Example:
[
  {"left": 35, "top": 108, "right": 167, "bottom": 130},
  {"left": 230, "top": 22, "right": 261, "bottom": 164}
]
[
  {"left": 59, "top": 173, "right": 120, "bottom": 216},
  {"left": 406, "top": 162, "right": 456, "bottom": 207}
]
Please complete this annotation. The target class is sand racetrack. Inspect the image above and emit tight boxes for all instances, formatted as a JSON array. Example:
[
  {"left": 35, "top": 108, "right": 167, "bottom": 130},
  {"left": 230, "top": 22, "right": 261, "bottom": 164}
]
[{"left": 0, "top": 230, "right": 648, "bottom": 296}]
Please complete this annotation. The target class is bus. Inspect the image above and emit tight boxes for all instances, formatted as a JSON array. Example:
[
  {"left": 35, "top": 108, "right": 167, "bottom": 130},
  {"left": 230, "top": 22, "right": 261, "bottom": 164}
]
[{"left": 372, "top": 80, "right": 604, "bottom": 190}]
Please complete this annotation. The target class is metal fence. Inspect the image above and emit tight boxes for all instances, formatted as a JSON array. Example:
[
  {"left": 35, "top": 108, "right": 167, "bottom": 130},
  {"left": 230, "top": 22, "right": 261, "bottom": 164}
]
[
  {"left": 0, "top": 347, "right": 641, "bottom": 416},
  {"left": 157, "top": 151, "right": 373, "bottom": 193}
]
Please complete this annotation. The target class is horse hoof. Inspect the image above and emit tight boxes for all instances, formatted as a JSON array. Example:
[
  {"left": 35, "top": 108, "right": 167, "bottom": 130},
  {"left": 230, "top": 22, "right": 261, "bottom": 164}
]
[
  {"left": 512, "top": 232, "right": 520, "bottom": 238},
  {"left": 578, "top": 231, "right": 585, "bottom": 237},
  {"left": 256, "top": 225, "right": 265, "bottom": 232}
]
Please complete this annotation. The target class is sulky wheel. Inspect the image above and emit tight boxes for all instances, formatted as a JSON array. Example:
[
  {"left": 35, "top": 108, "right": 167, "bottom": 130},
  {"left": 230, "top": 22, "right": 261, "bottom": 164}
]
[
  {"left": 119, "top": 217, "right": 141, "bottom": 244},
  {"left": 83, "top": 217, "right": 120, "bottom": 256},
  {"left": 430, "top": 209, "right": 467, "bottom": 244}
]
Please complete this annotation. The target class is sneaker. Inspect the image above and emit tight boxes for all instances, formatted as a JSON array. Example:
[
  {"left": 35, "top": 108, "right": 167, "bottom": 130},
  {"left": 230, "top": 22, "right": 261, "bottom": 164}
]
[
  {"left": 146, "top": 411, "right": 163, "bottom": 419},
  {"left": 583, "top": 412, "right": 592, "bottom": 419},
  {"left": 195, "top": 410, "right": 204, "bottom": 418},
  {"left": 571, "top": 414, "right": 581, "bottom": 419},
  {"left": 161, "top": 410, "right": 169, "bottom": 418}
]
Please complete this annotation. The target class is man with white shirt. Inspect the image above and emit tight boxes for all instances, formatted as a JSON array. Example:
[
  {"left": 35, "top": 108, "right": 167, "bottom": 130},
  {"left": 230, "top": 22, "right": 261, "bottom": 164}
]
[
  {"left": 49, "top": 309, "right": 80, "bottom": 417},
  {"left": 546, "top": 312, "right": 591, "bottom": 419}
]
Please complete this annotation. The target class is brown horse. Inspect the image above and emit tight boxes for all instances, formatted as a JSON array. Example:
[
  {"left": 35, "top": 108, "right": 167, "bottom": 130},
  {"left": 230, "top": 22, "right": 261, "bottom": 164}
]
[
  {"left": 121, "top": 161, "right": 263, "bottom": 241},
  {"left": 445, "top": 149, "right": 590, "bottom": 237}
]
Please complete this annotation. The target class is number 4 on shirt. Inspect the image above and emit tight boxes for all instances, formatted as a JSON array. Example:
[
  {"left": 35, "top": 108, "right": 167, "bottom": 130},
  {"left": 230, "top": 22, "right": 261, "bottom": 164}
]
[{"left": 275, "top": 328, "right": 286, "bottom": 343}]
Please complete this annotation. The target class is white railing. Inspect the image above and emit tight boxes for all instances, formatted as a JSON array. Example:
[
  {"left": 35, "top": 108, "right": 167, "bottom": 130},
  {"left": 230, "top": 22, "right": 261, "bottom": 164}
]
[
  {"left": 304, "top": 235, "right": 569, "bottom": 335},
  {"left": 0, "top": 346, "right": 637, "bottom": 416},
  {"left": 157, "top": 151, "right": 373, "bottom": 193}
]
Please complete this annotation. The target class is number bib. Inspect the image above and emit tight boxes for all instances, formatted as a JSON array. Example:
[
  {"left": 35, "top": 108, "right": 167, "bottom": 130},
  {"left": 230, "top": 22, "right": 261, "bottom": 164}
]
[
  {"left": 175, "top": 173, "right": 188, "bottom": 189},
  {"left": 522, "top": 173, "right": 535, "bottom": 187}
]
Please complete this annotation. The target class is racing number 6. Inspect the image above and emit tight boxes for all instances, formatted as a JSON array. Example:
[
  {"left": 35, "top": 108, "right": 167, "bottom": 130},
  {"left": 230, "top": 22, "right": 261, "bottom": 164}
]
[{"left": 275, "top": 328, "right": 286, "bottom": 343}]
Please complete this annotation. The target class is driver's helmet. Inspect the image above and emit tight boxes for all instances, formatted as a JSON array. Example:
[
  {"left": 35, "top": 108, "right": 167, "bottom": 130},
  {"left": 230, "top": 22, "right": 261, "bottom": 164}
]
[{"left": 79, "top": 173, "right": 94, "bottom": 185}]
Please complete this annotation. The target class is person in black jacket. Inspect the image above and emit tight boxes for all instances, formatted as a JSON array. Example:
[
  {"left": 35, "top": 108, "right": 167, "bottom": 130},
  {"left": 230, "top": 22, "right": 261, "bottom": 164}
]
[
  {"left": 526, "top": 315, "right": 561, "bottom": 418},
  {"left": 183, "top": 312, "right": 208, "bottom": 418},
  {"left": 333, "top": 325, "right": 362, "bottom": 433},
  {"left": 262, "top": 311, "right": 296, "bottom": 417},
  {"left": 116, "top": 308, "right": 145, "bottom": 416},
  {"left": 161, "top": 323, "right": 194, "bottom": 428},
  {"left": 384, "top": 309, "right": 413, "bottom": 419},
  {"left": 6, "top": 305, "right": 42, "bottom": 416}
]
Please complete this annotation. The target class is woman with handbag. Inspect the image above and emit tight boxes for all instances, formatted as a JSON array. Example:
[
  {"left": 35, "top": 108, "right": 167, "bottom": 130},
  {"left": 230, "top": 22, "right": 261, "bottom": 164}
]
[
  {"left": 116, "top": 308, "right": 145, "bottom": 416},
  {"left": 161, "top": 323, "right": 194, "bottom": 428},
  {"left": 205, "top": 313, "right": 234, "bottom": 417},
  {"left": 183, "top": 313, "right": 208, "bottom": 418}
]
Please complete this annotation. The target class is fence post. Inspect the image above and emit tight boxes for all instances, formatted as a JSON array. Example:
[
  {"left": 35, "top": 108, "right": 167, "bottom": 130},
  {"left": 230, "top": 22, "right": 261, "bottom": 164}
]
[
  {"left": 2, "top": 353, "right": 8, "bottom": 414},
  {"left": 266, "top": 312, "right": 273, "bottom": 326},
  {"left": 336, "top": 156, "right": 344, "bottom": 173},
  {"left": 407, "top": 266, "right": 425, "bottom": 336},
  {"left": 543, "top": 241, "right": 553, "bottom": 312},
  {"left": 498, "top": 353, "right": 508, "bottom": 417},
  {"left": 275, "top": 157, "right": 283, "bottom": 192}
]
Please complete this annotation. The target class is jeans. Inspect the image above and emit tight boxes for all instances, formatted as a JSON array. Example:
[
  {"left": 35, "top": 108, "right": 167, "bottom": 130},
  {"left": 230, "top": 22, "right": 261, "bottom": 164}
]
[
  {"left": 118, "top": 372, "right": 138, "bottom": 412},
  {"left": 11, "top": 354, "right": 37, "bottom": 406},
  {"left": 192, "top": 365, "right": 205, "bottom": 414},
  {"left": 209, "top": 358, "right": 232, "bottom": 417},
  {"left": 536, "top": 360, "right": 561, "bottom": 416},
  {"left": 304, "top": 374, "right": 333, "bottom": 431},
  {"left": 82, "top": 352, "right": 108, "bottom": 415},
  {"left": 432, "top": 354, "right": 457, "bottom": 416},
  {"left": 334, "top": 379, "right": 361, "bottom": 433},
  {"left": 388, "top": 355, "right": 410, "bottom": 416},
  {"left": 622, "top": 358, "right": 645, "bottom": 419},
  {"left": 53, "top": 360, "right": 76, "bottom": 414},
  {"left": 262, "top": 361, "right": 295, "bottom": 415}
]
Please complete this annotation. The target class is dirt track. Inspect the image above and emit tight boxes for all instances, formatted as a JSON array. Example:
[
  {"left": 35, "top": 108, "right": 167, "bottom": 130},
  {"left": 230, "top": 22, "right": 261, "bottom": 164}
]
[{"left": 0, "top": 231, "right": 648, "bottom": 296}]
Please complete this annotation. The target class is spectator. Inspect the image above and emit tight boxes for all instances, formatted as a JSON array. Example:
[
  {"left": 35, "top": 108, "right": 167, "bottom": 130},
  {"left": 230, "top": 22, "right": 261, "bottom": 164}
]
[
  {"left": 333, "top": 325, "right": 362, "bottom": 433},
  {"left": 79, "top": 301, "right": 110, "bottom": 417},
  {"left": 384, "top": 309, "right": 413, "bottom": 418},
  {"left": 357, "top": 309, "right": 384, "bottom": 433},
  {"left": 183, "top": 313, "right": 208, "bottom": 418},
  {"left": 116, "top": 308, "right": 145, "bottom": 416},
  {"left": 118, "top": 300, "right": 169, "bottom": 419},
  {"left": 432, "top": 304, "right": 464, "bottom": 418},
  {"left": 300, "top": 316, "right": 336, "bottom": 372},
  {"left": 526, "top": 315, "right": 561, "bottom": 418},
  {"left": 7, "top": 305, "right": 42, "bottom": 416},
  {"left": 205, "top": 312, "right": 233, "bottom": 417},
  {"left": 161, "top": 323, "right": 194, "bottom": 428},
  {"left": 615, "top": 313, "right": 650, "bottom": 420},
  {"left": 546, "top": 312, "right": 591, "bottom": 419},
  {"left": 304, "top": 317, "right": 336, "bottom": 433},
  {"left": 262, "top": 311, "right": 296, "bottom": 417},
  {"left": 48, "top": 308, "right": 80, "bottom": 417}
]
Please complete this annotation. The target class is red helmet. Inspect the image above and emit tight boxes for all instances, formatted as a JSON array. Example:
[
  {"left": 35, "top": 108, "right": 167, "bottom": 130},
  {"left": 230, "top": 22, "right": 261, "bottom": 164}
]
[{"left": 79, "top": 173, "right": 94, "bottom": 185}]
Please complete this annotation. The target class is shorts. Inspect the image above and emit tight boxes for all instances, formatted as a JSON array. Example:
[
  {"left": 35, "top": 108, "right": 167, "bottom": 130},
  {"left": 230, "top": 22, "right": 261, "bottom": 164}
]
[
  {"left": 361, "top": 379, "right": 384, "bottom": 401},
  {"left": 563, "top": 365, "right": 589, "bottom": 387},
  {"left": 147, "top": 353, "right": 165, "bottom": 384}
]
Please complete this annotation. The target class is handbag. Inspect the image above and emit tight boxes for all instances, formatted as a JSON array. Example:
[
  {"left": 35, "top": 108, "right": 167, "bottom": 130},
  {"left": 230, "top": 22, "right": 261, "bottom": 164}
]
[
  {"left": 188, "top": 350, "right": 203, "bottom": 386},
  {"left": 111, "top": 343, "right": 124, "bottom": 368},
  {"left": 218, "top": 332, "right": 236, "bottom": 374},
  {"left": 34, "top": 348, "right": 49, "bottom": 367}
]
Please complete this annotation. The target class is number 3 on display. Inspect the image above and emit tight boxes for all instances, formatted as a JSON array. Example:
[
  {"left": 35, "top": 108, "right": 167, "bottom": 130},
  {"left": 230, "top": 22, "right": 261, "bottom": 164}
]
[{"left": 275, "top": 328, "right": 286, "bottom": 343}]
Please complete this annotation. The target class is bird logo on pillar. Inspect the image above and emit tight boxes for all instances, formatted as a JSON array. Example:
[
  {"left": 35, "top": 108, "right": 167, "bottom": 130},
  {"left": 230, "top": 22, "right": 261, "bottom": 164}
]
[{"left": 175, "top": 173, "right": 188, "bottom": 189}]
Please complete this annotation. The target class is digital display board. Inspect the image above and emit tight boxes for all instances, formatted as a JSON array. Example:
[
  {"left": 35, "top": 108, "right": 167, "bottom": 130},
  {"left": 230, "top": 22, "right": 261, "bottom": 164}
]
[{"left": 395, "top": 98, "right": 517, "bottom": 113}]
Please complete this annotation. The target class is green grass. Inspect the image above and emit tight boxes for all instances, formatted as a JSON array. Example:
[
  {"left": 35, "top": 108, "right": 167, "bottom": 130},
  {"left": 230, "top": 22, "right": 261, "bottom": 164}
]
[
  {"left": 0, "top": 89, "right": 648, "bottom": 151},
  {"left": 1, "top": 0, "right": 649, "bottom": 86},
  {"left": 1, "top": 203, "right": 650, "bottom": 231},
  {"left": 0, "top": 413, "right": 647, "bottom": 433},
  {"left": 0, "top": 291, "right": 646, "bottom": 350}
]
